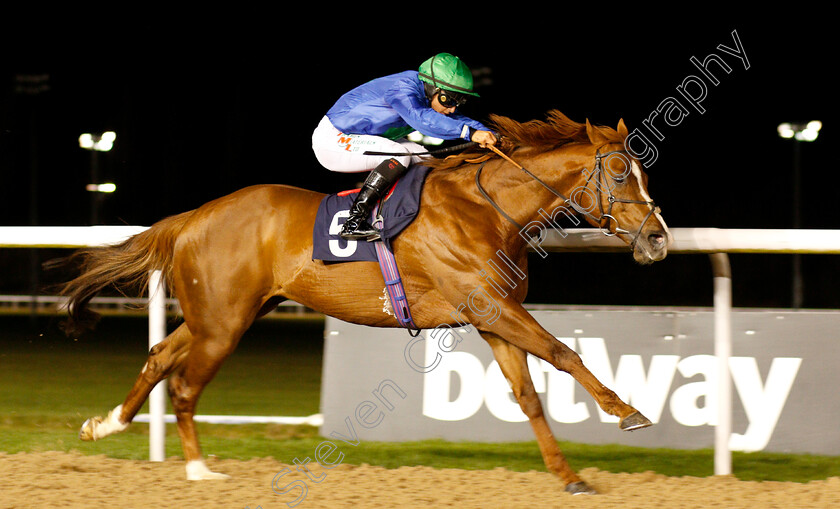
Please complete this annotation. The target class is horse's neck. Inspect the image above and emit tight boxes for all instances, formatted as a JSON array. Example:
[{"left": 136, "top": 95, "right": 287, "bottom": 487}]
[
  {"left": 422, "top": 146, "right": 588, "bottom": 250},
  {"left": 478, "top": 147, "right": 586, "bottom": 224}
]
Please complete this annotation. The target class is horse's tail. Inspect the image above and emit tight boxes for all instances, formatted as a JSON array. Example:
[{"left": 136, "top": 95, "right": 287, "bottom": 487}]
[{"left": 54, "top": 210, "right": 194, "bottom": 336}]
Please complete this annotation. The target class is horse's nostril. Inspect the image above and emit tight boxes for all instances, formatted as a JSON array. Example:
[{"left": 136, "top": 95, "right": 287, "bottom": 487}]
[{"left": 648, "top": 233, "right": 666, "bottom": 248}]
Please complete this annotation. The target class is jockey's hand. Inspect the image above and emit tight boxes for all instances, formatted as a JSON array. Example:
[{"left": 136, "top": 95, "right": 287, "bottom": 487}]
[{"left": 471, "top": 130, "right": 498, "bottom": 149}]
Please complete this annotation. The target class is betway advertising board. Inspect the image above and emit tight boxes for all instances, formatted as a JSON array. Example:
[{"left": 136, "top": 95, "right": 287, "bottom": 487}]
[{"left": 319, "top": 308, "right": 840, "bottom": 455}]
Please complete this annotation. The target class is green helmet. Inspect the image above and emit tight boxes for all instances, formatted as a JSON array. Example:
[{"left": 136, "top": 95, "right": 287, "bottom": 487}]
[{"left": 418, "top": 53, "right": 480, "bottom": 97}]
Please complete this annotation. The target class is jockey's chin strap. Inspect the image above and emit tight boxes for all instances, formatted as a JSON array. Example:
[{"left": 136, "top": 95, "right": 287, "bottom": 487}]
[{"left": 475, "top": 144, "right": 660, "bottom": 249}]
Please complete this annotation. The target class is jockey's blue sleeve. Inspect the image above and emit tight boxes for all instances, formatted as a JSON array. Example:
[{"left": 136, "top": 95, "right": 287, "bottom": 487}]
[{"left": 384, "top": 75, "right": 490, "bottom": 141}]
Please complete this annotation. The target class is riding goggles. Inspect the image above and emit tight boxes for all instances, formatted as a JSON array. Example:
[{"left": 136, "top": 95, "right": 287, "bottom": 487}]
[{"left": 437, "top": 89, "right": 467, "bottom": 108}]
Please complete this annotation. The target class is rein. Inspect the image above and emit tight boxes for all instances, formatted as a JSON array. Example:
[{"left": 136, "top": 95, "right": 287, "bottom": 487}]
[{"left": 476, "top": 144, "right": 659, "bottom": 249}]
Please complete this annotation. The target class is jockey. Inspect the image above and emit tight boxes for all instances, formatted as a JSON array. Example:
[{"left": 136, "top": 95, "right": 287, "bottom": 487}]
[{"left": 312, "top": 52, "right": 497, "bottom": 242}]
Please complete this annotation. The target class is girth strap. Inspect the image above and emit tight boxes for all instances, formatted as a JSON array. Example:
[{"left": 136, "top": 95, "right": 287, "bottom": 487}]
[{"left": 372, "top": 203, "right": 421, "bottom": 336}]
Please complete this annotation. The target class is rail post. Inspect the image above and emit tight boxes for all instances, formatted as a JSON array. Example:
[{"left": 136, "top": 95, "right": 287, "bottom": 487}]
[
  {"left": 148, "top": 269, "right": 167, "bottom": 462},
  {"left": 709, "top": 253, "right": 732, "bottom": 475}
]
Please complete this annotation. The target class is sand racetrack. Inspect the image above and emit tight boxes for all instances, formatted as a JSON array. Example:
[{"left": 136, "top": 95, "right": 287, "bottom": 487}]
[{"left": 2, "top": 451, "right": 839, "bottom": 508}]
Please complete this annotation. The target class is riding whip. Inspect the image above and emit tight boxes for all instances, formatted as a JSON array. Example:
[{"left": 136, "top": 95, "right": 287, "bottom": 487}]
[{"left": 363, "top": 141, "right": 478, "bottom": 157}]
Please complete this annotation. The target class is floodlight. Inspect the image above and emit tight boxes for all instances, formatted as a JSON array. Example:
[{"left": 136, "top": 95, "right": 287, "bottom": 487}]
[
  {"left": 777, "top": 121, "right": 821, "bottom": 142},
  {"left": 79, "top": 131, "right": 117, "bottom": 151},
  {"left": 86, "top": 183, "right": 117, "bottom": 193}
]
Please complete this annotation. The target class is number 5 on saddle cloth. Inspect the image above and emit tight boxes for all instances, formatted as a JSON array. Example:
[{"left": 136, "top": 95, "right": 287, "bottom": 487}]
[{"left": 312, "top": 165, "right": 431, "bottom": 334}]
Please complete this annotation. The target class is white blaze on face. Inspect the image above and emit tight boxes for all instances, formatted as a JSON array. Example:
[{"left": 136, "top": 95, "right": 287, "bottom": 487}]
[{"left": 631, "top": 160, "right": 671, "bottom": 243}]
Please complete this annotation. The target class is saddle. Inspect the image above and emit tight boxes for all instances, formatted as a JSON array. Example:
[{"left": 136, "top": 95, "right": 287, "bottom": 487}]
[
  {"left": 312, "top": 165, "right": 429, "bottom": 262},
  {"left": 312, "top": 165, "right": 431, "bottom": 332}
]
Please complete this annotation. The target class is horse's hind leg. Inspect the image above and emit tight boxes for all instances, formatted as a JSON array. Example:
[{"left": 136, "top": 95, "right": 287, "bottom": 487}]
[
  {"left": 166, "top": 308, "right": 258, "bottom": 480},
  {"left": 79, "top": 323, "right": 193, "bottom": 441},
  {"left": 482, "top": 333, "right": 597, "bottom": 495}
]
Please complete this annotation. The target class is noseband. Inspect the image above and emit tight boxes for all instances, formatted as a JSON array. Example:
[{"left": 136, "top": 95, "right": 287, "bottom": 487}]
[{"left": 475, "top": 146, "right": 660, "bottom": 249}]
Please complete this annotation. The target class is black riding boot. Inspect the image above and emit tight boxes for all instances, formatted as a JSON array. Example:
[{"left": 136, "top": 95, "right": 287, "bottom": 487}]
[{"left": 340, "top": 158, "right": 407, "bottom": 242}]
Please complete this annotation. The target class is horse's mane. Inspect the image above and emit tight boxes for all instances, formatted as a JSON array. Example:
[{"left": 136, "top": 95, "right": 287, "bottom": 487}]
[{"left": 424, "top": 109, "right": 623, "bottom": 171}]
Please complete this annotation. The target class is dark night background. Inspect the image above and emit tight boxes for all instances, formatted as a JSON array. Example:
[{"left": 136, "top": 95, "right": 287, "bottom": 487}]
[{"left": 1, "top": 13, "right": 835, "bottom": 310}]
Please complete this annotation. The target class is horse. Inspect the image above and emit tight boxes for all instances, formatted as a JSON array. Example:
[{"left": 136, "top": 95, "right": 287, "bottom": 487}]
[{"left": 56, "top": 110, "right": 670, "bottom": 495}]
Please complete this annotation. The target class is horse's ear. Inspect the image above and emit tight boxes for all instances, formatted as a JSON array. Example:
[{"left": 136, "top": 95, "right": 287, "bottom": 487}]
[
  {"left": 585, "top": 119, "right": 609, "bottom": 144},
  {"left": 617, "top": 118, "right": 629, "bottom": 139}
]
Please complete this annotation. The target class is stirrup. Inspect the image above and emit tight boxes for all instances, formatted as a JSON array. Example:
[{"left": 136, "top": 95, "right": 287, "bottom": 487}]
[
  {"left": 340, "top": 230, "right": 382, "bottom": 242},
  {"left": 339, "top": 221, "right": 381, "bottom": 241}
]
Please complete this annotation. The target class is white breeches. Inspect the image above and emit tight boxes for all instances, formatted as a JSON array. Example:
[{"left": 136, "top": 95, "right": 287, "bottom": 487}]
[{"left": 312, "top": 116, "right": 427, "bottom": 173}]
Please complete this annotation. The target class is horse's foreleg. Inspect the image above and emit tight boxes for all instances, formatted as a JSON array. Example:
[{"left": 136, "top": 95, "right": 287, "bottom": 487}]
[
  {"left": 482, "top": 333, "right": 597, "bottom": 495},
  {"left": 554, "top": 342, "right": 652, "bottom": 431},
  {"left": 469, "top": 302, "right": 649, "bottom": 429},
  {"left": 79, "top": 323, "right": 192, "bottom": 441}
]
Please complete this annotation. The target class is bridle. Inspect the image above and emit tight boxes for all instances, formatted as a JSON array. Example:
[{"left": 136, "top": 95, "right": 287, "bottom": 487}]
[{"left": 475, "top": 144, "right": 660, "bottom": 249}]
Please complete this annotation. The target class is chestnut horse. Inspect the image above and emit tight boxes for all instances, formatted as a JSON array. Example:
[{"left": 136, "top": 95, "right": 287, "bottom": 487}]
[{"left": 58, "top": 110, "right": 670, "bottom": 495}]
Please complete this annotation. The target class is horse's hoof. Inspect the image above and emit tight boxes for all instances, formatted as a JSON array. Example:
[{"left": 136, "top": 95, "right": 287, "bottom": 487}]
[
  {"left": 565, "top": 481, "right": 597, "bottom": 495},
  {"left": 79, "top": 405, "right": 128, "bottom": 441},
  {"left": 620, "top": 411, "right": 652, "bottom": 431},
  {"left": 186, "top": 460, "right": 230, "bottom": 481},
  {"left": 188, "top": 471, "right": 231, "bottom": 481},
  {"left": 79, "top": 417, "right": 101, "bottom": 441}
]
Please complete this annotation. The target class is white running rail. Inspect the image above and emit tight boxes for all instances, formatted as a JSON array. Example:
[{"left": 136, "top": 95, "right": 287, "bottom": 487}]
[{"left": 4, "top": 225, "right": 840, "bottom": 474}]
